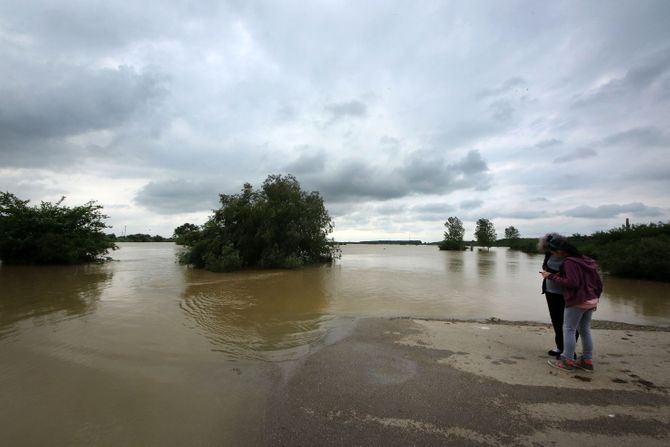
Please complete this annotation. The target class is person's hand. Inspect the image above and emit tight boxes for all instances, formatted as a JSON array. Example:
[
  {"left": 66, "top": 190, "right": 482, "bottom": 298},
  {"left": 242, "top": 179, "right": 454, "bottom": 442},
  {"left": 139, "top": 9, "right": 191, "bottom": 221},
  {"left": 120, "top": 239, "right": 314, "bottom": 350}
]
[{"left": 540, "top": 271, "right": 552, "bottom": 279}]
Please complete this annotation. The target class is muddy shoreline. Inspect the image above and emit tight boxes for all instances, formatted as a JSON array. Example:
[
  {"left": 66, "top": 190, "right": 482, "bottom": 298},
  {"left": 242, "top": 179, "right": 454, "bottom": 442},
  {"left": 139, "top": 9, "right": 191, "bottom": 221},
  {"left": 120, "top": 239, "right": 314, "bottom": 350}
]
[
  {"left": 264, "top": 317, "right": 670, "bottom": 445},
  {"left": 392, "top": 316, "right": 670, "bottom": 332}
]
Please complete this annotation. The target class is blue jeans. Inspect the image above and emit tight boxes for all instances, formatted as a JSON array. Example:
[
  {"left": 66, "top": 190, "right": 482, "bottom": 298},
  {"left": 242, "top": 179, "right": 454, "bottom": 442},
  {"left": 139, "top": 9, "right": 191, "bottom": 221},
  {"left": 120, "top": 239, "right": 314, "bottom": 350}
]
[{"left": 562, "top": 307, "right": 594, "bottom": 361}]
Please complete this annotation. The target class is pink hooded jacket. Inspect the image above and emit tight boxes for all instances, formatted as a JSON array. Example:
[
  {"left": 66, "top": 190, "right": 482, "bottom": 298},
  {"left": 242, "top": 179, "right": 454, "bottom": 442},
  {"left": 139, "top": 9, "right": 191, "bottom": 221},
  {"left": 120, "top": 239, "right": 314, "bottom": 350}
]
[{"left": 547, "top": 256, "right": 603, "bottom": 307}]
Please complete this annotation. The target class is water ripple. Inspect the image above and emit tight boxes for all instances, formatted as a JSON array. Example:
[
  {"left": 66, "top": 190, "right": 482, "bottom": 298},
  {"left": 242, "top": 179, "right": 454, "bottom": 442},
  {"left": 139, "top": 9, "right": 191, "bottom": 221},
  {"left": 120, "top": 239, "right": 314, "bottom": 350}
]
[{"left": 180, "top": 271, "right": 332, "bottom": 361}]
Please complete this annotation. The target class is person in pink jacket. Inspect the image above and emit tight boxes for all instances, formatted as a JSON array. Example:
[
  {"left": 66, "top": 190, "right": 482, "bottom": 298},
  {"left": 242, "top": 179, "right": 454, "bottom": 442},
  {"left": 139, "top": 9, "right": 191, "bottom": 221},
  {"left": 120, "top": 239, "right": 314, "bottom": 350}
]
[{"left": 541, "top": 238, "right": 603, "bottom": 372}]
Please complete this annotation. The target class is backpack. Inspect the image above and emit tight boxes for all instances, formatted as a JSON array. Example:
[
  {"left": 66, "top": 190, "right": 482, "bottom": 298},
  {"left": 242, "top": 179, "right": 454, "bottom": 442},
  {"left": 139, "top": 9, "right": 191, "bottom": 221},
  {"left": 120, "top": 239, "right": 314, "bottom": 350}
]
[{"left": 583, "top": 265, "right": 603, "bottom": 299}]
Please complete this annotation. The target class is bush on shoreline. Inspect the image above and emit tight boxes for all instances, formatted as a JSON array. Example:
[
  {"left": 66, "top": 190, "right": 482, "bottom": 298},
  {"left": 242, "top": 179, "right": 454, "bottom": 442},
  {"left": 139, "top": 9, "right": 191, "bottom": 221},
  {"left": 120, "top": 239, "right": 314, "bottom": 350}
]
[
  {"left": 0, "top": 192, "right": 116, "bottom": 264},
  {"left": 572, "top": 222, "right": 670, "bottom": 282},
  {"left": 496, "top": 222, "right": 670, "bottom": 282}
]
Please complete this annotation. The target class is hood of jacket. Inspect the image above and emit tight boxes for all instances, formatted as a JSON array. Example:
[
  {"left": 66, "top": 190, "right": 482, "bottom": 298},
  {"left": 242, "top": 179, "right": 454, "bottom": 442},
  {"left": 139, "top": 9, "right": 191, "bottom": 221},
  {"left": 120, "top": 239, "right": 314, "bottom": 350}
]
[{"left": 566, "top": 255, "right": 598, "bottom": 270}]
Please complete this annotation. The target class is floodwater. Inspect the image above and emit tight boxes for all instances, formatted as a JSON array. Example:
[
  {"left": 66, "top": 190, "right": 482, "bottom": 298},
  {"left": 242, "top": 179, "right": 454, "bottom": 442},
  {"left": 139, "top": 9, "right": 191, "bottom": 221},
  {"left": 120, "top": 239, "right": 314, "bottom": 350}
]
[{"left": 1, "top": 243, "right": 669, "bottom": 445}]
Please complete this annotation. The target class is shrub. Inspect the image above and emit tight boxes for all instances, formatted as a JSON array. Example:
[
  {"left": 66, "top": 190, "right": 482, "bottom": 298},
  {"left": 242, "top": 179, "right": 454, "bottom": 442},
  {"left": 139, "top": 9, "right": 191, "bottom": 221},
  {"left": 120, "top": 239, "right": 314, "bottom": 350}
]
[
  {"left": 590, "top": 237, "right": 670, "bottom": 282},
  {"left": 177, "top": 174, "right": 338, "bottom": 272},
  {"left": 0, "top": 192, "right": 116, "bottom": 264},
  {"left": 439, "top": 240, "right": 467, "bottom": 251}
]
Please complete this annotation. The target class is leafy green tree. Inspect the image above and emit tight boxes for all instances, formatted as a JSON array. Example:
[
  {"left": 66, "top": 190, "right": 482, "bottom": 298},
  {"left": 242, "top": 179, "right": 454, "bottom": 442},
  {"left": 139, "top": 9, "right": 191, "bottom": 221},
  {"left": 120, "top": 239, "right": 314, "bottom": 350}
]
[
  {"left": 504, "top": 226, "right": 520, "bottom": 240},
  {"left": 474, "top": 218, "right": 497, "bottom": 250},
  {"left": 0, "top": 192, "right": 116, "bottom": 264},
  {"left": 439, "top": 216, "right": 466, "bottom": 251},
  {"left": 173, "top": 223, "right": 201, "bottom": 246},
  {"left": 179, "top": 174, "right": 338, "bottom": 272}
]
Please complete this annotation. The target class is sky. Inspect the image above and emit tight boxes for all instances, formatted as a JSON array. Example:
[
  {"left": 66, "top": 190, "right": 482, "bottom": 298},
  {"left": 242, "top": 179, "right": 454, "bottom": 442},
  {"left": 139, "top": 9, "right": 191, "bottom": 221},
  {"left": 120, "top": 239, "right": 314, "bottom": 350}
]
[{"left": 1, "top": 0, "right": 669, "bottom": 242}]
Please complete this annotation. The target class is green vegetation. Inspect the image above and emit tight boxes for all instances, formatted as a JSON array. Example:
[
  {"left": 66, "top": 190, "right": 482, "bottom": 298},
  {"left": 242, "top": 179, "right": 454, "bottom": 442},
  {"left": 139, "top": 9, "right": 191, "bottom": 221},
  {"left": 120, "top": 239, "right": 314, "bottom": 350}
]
[
  {"left": 571, "top": 222, "right": 670, "bottom": 282},
  {"left": 176, "top": 174, "right": 338, "bottom": 272},
  {"left": 173, "top": 223, "right": 200, "bottom": 245},
  {"left": 500, "top": 237, "right": 538, "bottom": 252},
  {"left": 439, "top": 216, "right": 466, "bottom": 251},
  {"left": 504, "top": 225, "right": 520, "bottom": 240},
  {"left": 108, "top": 233, "right": 173, "bottom": 242},
  {"left": 0, "top": 192, "right": 116, "bottom": 264},
  {"left": 357, "top": 240, "right": 423, "bottom": 245},
  {"left": 499, "top": 225, "right": 535, "bottom": 251},
  {"left": 494, "top": 221, "right": 670, "bottom": 282},
  {"left": 474, "top": 218, "right": 497, "bottom": 250}
]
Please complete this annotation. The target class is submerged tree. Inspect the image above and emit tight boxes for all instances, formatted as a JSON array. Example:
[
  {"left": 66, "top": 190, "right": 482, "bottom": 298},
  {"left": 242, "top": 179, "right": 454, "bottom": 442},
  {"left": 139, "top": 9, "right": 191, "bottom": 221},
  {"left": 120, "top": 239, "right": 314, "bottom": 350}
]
[
  {"left": 474, "top": 218, "right": 497, "bottom": 250},
  {"left": 173, "top": 223, "right": 201, "bottom": 246},
  {"left": 0, "top": 192, "right": 116, "bottom": 264},
  {"left": 439, "top": 216, "right": 466, "bottom": 251},
  {"left": 504, "top": 225, "right": 520, "bottom": 240},
  {"left": 177, "top": 174, "right": 338, "bottom": 272}
]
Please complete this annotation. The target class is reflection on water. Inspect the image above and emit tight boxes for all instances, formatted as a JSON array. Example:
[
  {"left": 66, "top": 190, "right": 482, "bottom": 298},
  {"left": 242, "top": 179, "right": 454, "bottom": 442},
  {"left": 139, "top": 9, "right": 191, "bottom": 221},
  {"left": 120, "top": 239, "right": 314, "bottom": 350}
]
[
  {"left": 180, "top": 267, "right": 332, "bottom": 360},
  {"left": 0, "top": 264, "right": 112, "bottom": 339},
  {"left": 505, "top": 249, "right": 520, "bottom": 275},
  {"left": 475, "top": 249, "right": 496, "bottom": 275},
  {"left": 601, "top": 276, "right": 670, "bottom": 319},
  {"left": 447, "top": 252, "right": 464, "bottom": 273}
]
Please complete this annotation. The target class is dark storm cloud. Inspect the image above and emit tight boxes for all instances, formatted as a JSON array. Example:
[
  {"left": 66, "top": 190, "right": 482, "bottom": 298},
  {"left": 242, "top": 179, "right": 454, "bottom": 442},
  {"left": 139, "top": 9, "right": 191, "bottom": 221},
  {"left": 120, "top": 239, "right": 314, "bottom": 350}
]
[
  {"left": 460, "top": 199, "right": 483, "bottom": 210},
  {"left": 284, "top": 148, "right": 326, "bottom": 174},
  {"left": 309, "top": 160, "right": 403, "bottom": 203},
  {"left": 324, "top": 100, "right": 367, "bottom": 121},
  {"left": 602, "top": 126, "right": 670, "bottom": 147},
  {"left": 571, "top": 48, "right": 670, "bottom": 109},
  {"left": 410, "top": 202, "right": 456, "bottom": 218},
  {"left": 396, "top": 149, "right": 490, "bottom": 194},
  {"left": 488, "top": 99, "right": 515, "bottom": 122},
  {"left": 476, "top": 77, "right": 527, "bottom": 99},
  {"left": 0, "top": 175, "right": 64, "bottom": 201},
  {"left": 563, "top": 203, "right": 663, "bottom": 219},
  {"left": 454, "top": 150, "right": 489, "bottom": 175},
  {"left": 534, "top": 139, "right": 562, "bottom": 149},
  {"left": 553, "top": 148, "right": 597, "bottom": 164},
  {"left": 432, "top": 119, "right": 504, "bottom": 150},
  {"left": 0, "top": 64, "right": 166, "bottom": 166},
  {"left": 0, "top": 1, "right": 215, "bottom": 55},
  {"left": 310, "top": 150, "right": 490, "bottom": 203},
  {"left": 488, "top": 210, "right": 550, "bottom": 220},
  {"left": 134, "top": 179, "right": 226, "bottom": 215}
]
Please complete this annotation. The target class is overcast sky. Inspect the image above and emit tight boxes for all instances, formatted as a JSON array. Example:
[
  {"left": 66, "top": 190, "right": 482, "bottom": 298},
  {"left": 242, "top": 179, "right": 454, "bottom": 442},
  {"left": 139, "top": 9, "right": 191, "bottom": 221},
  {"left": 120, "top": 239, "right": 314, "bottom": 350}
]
[{"left": 1, "top": 0, "right": 669, "bottom": 241}]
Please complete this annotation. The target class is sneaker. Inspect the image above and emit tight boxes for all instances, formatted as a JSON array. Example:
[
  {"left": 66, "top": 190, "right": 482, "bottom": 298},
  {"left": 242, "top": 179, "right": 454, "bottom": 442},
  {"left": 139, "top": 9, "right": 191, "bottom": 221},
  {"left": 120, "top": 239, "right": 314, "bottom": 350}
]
[
  {"left": 547, "top": 358, "right": 575, "bottom": 372},
  {"left": 548, "top": 348, "right": 562, "bottom": 357},
  {"left": 575, "top": 358, "right": 594, "bottom": 373}
]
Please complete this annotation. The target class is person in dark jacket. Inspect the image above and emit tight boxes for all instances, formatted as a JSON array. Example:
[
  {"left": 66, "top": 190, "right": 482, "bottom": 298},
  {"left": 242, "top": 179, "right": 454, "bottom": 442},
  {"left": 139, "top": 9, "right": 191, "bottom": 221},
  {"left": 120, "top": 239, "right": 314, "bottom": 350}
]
[
  {"left": 538, "top": 233, "right": 578, "bottom": 358},
  {"left": 541, "top": 239, "right": 603, "bottom": 372}
]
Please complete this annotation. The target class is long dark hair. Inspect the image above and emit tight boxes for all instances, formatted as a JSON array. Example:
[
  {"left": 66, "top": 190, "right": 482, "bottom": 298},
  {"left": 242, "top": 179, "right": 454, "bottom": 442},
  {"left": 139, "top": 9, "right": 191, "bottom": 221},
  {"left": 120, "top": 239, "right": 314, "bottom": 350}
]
[
  {"left": 538, "top": 233, "right": 565, "bottom": 253},
  {"left": 549, "top": 238, "right": 582, "bottom": 257}
]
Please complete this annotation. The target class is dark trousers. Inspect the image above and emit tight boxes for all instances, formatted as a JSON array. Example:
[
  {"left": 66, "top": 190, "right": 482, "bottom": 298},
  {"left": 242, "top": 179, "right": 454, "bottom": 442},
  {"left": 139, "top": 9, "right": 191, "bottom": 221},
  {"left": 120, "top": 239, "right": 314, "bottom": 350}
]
[{"left": 545, "top": 292, "right": 578, "bottom": 352}]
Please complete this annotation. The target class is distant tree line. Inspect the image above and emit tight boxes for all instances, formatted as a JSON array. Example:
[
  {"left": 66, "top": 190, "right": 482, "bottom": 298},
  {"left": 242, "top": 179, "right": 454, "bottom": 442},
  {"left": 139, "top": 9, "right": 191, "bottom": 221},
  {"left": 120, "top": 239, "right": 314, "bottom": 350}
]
[
  {"left": 3, "top": 185, "right": 668, "bottom": 282},
  {"left": 440, "top": 217, "right": 501, "bottom": 251},
  {"left": 107, "top": 233, "right": 174, "bottom": 242},
  {"left": 438, "top": 214, "right": 670, "bottom": 282},
  {"left": 356, "top": 240, "right": 423, "bottom": 245}
]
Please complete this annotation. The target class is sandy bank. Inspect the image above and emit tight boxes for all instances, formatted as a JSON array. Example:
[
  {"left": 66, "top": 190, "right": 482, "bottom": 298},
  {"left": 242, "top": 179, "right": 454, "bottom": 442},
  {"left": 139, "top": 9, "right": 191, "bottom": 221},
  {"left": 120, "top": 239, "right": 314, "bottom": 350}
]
[
  {"left": 399, "top": 318, "right": 670, "bottom": 392},
  {"left": 264, "top": 317, "right": 670, "bottom": 446}
]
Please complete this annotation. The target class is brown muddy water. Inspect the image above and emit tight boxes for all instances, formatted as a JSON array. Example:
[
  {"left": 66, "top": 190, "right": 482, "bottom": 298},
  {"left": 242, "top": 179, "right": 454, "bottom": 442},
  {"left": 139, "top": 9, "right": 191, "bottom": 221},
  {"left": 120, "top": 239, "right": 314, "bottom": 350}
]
[{"left": 1, "top": 243, "right": 669, "bottom": 445}]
